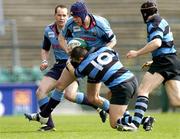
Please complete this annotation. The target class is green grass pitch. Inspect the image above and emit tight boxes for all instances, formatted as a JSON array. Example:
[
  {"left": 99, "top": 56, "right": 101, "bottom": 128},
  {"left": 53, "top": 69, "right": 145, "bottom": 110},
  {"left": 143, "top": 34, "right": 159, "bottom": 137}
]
[{"left": 0, "top": 112, "right": 180, "bottom": 139}]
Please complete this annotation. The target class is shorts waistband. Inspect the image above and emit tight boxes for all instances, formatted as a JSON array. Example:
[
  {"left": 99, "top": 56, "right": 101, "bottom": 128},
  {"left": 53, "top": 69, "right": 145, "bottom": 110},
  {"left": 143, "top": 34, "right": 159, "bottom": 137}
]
[{"left": 109, "top": 76, "right": 135, "bottom": 90}]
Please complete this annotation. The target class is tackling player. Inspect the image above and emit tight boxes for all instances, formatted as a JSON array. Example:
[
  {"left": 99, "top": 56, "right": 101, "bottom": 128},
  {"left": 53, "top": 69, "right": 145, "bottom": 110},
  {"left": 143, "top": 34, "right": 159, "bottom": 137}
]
[{"left": 68, "top": 46, "right": 138, "bottom": 129}]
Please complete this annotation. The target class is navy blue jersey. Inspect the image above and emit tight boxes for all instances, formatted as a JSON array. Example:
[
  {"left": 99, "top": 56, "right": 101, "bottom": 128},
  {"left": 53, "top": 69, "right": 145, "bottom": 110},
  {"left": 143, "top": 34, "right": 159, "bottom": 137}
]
[
  {"left": 61, "top": 14, "right": 116, "bottom": 50},
  {"left": 74, "top": 47, "right": 134, "bottom": 88},
  {"left": 147, "top": 15, "right": 176, "bottom": 57},
  {"left": 41, "top": 23, "right": 69, "bottom": 61}
]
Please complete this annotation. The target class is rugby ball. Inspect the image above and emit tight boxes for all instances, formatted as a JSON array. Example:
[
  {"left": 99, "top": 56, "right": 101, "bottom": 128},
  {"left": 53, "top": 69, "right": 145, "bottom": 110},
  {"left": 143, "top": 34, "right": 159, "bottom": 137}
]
[{"left": 67, "top": 38, "right": 89, "bottom": 50}]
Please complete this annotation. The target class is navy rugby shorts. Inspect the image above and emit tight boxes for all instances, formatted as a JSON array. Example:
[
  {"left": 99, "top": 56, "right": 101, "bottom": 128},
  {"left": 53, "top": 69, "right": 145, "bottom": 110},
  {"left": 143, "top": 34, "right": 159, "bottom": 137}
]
[
  {"left": 110, "top": 76, "right": 138, "bottom": 105},
  {"left": 45, "top": 60, "right": 67, "bottom": 80},
  {"left": 148, "top": 53, "right": 180, "bottom": 82}
]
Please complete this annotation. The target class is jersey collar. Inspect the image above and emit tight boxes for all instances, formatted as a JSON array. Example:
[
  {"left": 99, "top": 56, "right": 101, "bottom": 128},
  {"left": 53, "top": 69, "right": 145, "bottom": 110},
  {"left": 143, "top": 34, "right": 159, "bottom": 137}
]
[{"left": 82, "top": 14, "right": 96, "bottom": 30}]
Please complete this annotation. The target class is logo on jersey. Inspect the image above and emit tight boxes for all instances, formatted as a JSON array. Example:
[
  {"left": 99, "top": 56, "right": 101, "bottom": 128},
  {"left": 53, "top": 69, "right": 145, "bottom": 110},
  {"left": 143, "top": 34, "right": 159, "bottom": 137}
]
[
  {"left": 73, "top": 26, "right": 81, "bottom": 32},
  {"left": 92, "top": 31, "right": 97, "bottom": 36},
  {"left": 48, "top": 32, "right": 55, "bottom": 38}
]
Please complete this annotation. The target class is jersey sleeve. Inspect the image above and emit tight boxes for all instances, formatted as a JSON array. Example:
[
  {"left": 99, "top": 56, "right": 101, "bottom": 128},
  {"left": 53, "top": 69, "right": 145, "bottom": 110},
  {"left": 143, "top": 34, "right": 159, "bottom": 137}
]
[
  {"left": 61, "top": 17, "right": 73, "bottom": 42},
  {"left": 74, "top": 68, "right": 85, "bottom": 78},
  {"left": 148, "top": 20, "right": 166, "bottom": 41},
  {"left": 41, "top": 27, "right": 51, "bottom": 51},
  {"left": 96, "top": 16, "right": 116, "bottom": 43}
]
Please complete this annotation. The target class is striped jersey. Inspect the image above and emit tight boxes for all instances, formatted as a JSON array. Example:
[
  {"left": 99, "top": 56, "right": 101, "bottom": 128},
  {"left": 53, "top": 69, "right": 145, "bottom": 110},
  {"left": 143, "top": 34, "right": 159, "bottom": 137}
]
[
  {"left": 74, "top": 47, "right": 134, "bottom": 88},
  {"left": 147, "top": 15, "right": 176, "bottom": 57},
  {"left": 41, "top": 23, "right": 69, "bottom": 61},
  {"left": 61, "top": 14, "right": 116, "bottom": 50}
]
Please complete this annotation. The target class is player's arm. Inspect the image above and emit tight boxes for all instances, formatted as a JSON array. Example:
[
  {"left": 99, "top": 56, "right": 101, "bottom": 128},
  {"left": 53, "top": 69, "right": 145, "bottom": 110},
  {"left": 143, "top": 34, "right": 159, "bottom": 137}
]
[
  {"left": 136, "top": 38, "right": 161, "bottom": 55},
  {"left": 106, "top": 35, "right": 117, "bottom": 49},
  {"left": 126, "top": 38, "right": 162, "bottom": 58},
  {"left": 66, "top": 59, "right": 76, "bottom": 76},
  {"left": 58, "top": 33, "right": 69, "bottom": 54},
  {"left": 40, "top": 34, "right": 51, "bottom": 71},
  {"left": 99, "top": 17, "right": 117, "bottom": 49},
  {"left": 41, "top": 49, "right": 49, "bottom": 61},
  {"left": 40, "top": 50, "right": 49, "bottom": 71},
  {"left": 59, "top": 19, "right": 74, "bottom": 54}
]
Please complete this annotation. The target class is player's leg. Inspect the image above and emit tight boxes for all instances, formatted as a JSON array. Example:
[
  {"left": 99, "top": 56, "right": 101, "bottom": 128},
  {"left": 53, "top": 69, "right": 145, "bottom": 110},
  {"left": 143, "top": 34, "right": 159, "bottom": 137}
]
[
  {"left": 131, "top": 72, "right": 164, "bottom": 130},
  {"left": 165, "top": 79, "right": 180, "bottom": 107},
  {"left": 85, "top": 82, "right": 109, "bottom": 122},
  {"left": 110, "top": 104, "right": 128, "bottom": 128},
  {"left": 36, "top": 76, "right": 56, "bottom": 99},
  {"left": 25, "top": 67, "right": 76, "bottom": 125},
  {"left": 64, "top": 81, "right": 98, "bottom": 109},
  {"left": 25, "top": 62, "right": 67, "bottom": 130},
  {"left": 24, "top": 75, "right": 64, "bottom": 129},
  {"left": 35, "top": 76, "right": 57, "bottom": 131},
  {"left": 64, "top": 81, "right": 107, "bottom": 123},
  {"left": 109, "top": 77, "right": 137, "bottom": 130},
  {"left": 39, "top": 67, "right": 76, "bottom": 119},
  {"left": 164, "top": 54, "right": 180, "bottom": 107},
  {"left": 86, "top": 82, "right": 110, "bottom": 112}
]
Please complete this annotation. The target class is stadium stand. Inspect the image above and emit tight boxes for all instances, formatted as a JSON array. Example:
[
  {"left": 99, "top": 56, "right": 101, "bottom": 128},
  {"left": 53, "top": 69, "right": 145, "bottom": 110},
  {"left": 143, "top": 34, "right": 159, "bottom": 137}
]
[
  {"left": 0, "top": 0, "right": 179, "bottom": 74},
  {"left": 1, "top": 0, "right": 179, "bottom": 69},
  {"left": 0, "top": 68, "right": 11, "bottom": 83},
  {"left": 31, "top": 65, "right": 43, "bottom": 82},
  {"left": 11, "top": 66, "right": 30, "bottom": 82}
]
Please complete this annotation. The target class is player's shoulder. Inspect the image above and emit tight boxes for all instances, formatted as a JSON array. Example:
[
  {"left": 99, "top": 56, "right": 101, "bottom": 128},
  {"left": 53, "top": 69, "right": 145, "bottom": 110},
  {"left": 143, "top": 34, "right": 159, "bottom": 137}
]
[
  {"left": 44, "top": 22, "right": 55, "bottom": 32},
  {"left": 93, "top": 15, "right": 107, "bottom": 21},
  {"left": 65, "top": 17, "right": 74, "bottom": 28},
  {"left": 150, "top": 15, "right": 168, "bottom": 27},
  {"left": 92, "top": 14, "right": 110, "bottom": 28}
]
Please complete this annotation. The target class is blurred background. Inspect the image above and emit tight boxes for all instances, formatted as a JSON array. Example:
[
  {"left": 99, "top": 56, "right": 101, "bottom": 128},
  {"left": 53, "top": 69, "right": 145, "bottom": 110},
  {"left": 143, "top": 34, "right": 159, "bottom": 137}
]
[{"left": 0, "top": 0, "right": 179, "bottom": 116}]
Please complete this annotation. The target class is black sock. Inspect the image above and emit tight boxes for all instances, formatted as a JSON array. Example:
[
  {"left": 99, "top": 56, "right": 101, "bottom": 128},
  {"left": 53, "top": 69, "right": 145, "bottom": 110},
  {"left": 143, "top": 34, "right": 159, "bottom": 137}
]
[
  {"left": 40, "top": 103, "right": 55, "bottom": 127},
  {"left": 40, "top": 98, "right": 60, "bottom": 118}
]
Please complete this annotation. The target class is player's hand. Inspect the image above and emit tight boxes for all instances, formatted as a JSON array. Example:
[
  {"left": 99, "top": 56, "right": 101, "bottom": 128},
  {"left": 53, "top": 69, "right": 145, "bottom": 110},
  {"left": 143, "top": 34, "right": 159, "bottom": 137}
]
[
  {"left": 40, "top": 60, "right": 48, "bottom": 71},
  {"left": 66, "top": 59, "right": 71, "bottom": 68},
  {"left": 126, "top": 50, "right": 138, "bottom": 59},
  {"left": 141, "top": 60, "right": 153, "bottom": 71},
  {"left": 66, "top": 59, "right": 75, "bottom": 75},
  {"left": 67, "top": 46, "right": 73, "bottom": 55}
]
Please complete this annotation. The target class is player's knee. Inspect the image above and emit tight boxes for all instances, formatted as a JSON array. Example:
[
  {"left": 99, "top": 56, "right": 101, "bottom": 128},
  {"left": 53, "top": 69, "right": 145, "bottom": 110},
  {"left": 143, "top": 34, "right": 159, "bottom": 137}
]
[
  {"left": 169, "top": 91, "right": 180, "bottom": 107},
  {"left": 170, "top": 97, "right": 180, "bottom": 107},
  {"left": 170, "top": 101, "right": 180, "bottom": 107},
  {"left": 109, "top": 121, "right": 116, "bottom": 129},
  {"left": 64, "top": 93, "right": 69, "bottom": 99},
  {"left": 56, "top": 84, "right": 65, "bottom": 92},
  {"left": 36, "top": 86, "right": 48, "bottom": 99},
  {"left": 64, "top": 92, "right": 72, "bottom": 100}
]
